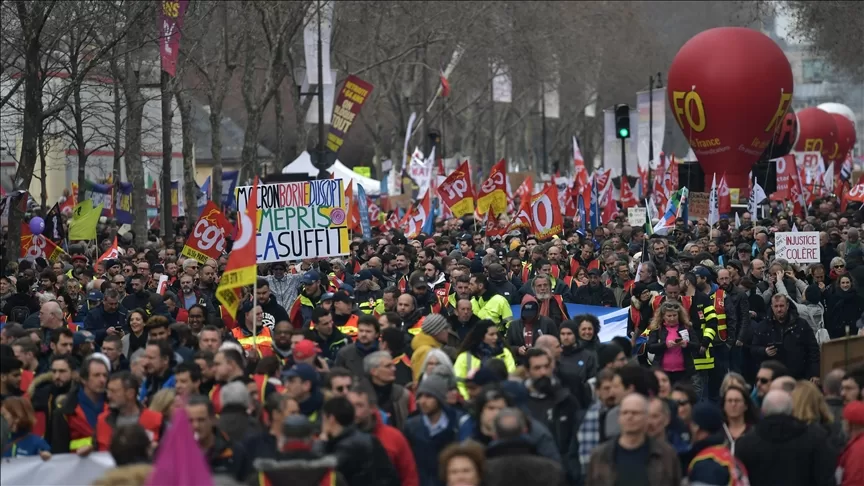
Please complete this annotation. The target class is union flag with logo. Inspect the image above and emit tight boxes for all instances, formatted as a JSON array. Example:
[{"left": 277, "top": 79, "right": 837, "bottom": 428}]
[{"left": 182, "top": 201, "right": 234, "bottom": 264}]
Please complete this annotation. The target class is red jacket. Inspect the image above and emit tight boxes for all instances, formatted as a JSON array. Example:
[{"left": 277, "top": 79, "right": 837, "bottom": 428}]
[
  {"left": 840, "top": 432, "right": 864, "bottom": 486},
  {"left": 371, "top": 410, "right": 419, "bottom": 486}
]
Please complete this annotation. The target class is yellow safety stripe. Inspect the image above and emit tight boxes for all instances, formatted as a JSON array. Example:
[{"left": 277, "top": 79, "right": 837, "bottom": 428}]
[
  {"left": 693, "top": 343, "right": 714, "bottom": 370},
  {"left": 70, "top": 436, "right": 93, "bottom": 450},
  {"left": 703, "top": 328, "right": 717, "bottom": 340},
  {"left": 237, "top": 336, "right": 273, "bottom": 347}
]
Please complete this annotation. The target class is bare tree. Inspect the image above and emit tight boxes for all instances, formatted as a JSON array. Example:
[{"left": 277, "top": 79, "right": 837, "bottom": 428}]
[{"left": 783, "top": 1, "right": 864, "bottom": 81}]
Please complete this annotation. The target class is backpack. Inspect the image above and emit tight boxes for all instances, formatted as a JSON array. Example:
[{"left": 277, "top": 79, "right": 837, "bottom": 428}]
[
  {"left": 688, "top": 444, "right": 751, "bottom": 486},
  {"left": 9, "top": 306, "right": 30, "bottom": 324}
]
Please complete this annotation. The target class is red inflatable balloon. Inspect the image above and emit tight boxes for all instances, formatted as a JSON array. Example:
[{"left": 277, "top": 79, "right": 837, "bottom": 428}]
[
  {"left": 830, "top": 114, "right": 856, "bottom": 172},
  {"left": 667, "top": 27, "right": 793, "bottom": 191},
  {"left": 794, "top": 107, "right": 837, "bottom": 165}
]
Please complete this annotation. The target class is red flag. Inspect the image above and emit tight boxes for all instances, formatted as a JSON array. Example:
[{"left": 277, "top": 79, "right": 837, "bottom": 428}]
[
  {"left": 437, "top": 161, "right": 475, "bottom": 217},
  {"left": 515, "top": 176, "right": 533, "bottom": 201},
  {"left": 637, "top": 163, "right": 648, "bottom": 199},
  {"left": 440, "top": 71, "right": 451, "bottom": 97},
  {"left": 181, "top": 201, "right": 233, "bottom": 263},
  {"left": 485, "top": 208, "right": 504, "bottom": 238},
  {"left": 530, "top": 184, "right": 563, "bottom": 240},
  {"left": 845, "top": 183, "right": 864, "bottom": 203},
  {"left": 216, "top": 177, "right": 259, "bottom": 318},
  {"left": 477, "top": 159, "right": 507, "bottom": 215},
  {"left": 507, "top": 196, "right": 532, "bottom": 232},
  {"left": 573, "top": 138, "right": 589, "bottom": 188},
  {"left": 21, "top": 223, "right": 65, "bottom": 262},
  {"left": 381, "top": 212, "right": 400, "bottom": 231},
  {"left": 98, "top": 236, "right": 121, "bottom": 263},
  {"left": 406, "top": 191, "right": 431, "bottom": 239},
  {"left": 345, "top": 180, "right": 361, "bottom": 232},
  {"left": 601, "top": 180, "right": 618, "bottom": 224},
  {"left": 620, "top": 177, "right": 638, "bottom": 210},
  {"left": 718, "top": 173, "right": 732, "bottom": 214}
]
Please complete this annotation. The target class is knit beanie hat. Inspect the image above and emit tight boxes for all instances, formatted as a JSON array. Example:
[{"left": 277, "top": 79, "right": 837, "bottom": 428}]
[
  {"left": 597, "top": 343, "right": 624, "bottom": 369},
  {"left": 560, "top": 320, "right": 579, "bottom": 334},
  {"left": 417, "top": 375, "right": 449, "bottom": 405},
  {"left": 422, "top": 313, "right": 450, "bottom": 336}
]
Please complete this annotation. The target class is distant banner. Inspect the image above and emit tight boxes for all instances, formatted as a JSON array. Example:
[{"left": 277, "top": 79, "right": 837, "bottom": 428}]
[
  {"left": 222, "top": 170, "right": 239, "bottom": 209},
  {"left": 0, "top": 452, "right": 115, "bottom": 486},
  {"left": 81, "top": 180, "right": 113, "bottom": 217},
  {"left": 636, "top": 88, "right": 666, "bottom": 168},
  {"left": 115, "top": 182, "right": 134, "bottom": 224},
  {"left": 236, "top": 179, "right": 350, "bottom": 263},
  {"left": 326, "top": 75, "right": 374, "bottom": 155},
  {"left": 182, "top": 201, "right": 233, "bottom": 264},
  {"left": 510, "top": 304, "right": 628, "bottom": 343},
  {"left": 159, "top": 0, "right": 189, "bottom": 77}
]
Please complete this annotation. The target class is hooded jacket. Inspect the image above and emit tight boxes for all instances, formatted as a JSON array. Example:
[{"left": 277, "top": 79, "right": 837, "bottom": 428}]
[
  {"left": 734, "top": 414, "right": 837, "bottom": 486},
  {"left": 253, "top": 450, "right": 347, "bottom": 486},
  {"left": 749, "top": 298, "right": 820, "bottom": 380},
  {"left": 558, "top": 323, "right": 599, "bottom": 403},
  {"left": 484, "top": 438, "right": 567, "bottom": 486},
  {"left": 320, "top": 425, "right": 400, "bottom": 486},
  {"left": 505, "top": 295, "right": 560, "bottom": 362}
]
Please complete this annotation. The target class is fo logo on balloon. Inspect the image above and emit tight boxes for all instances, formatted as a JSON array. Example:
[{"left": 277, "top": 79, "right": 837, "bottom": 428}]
[{"left": 672, "top": 90, "right": 706, "bottom": 133}]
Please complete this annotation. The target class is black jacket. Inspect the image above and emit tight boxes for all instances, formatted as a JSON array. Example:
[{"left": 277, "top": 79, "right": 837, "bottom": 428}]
[
  {"left": 558, "top": 339, "right": 598, "bottom": 408},
  {"left": 488, "top": 277, "right": 519, "bottom": 305},
  {"left": 484, "top": 438, "right": 566, "bottom": 486},
  {"left": 646, "top": 323, "right": 701, "bottom": 376},
  {"left": 572, "top": 284, "right": 616, "bottom": 307},
  {"left": 505, "top": 316, "right": 560, "bottom": 362},
  {"left": 748, "top": 300, "right": 820, "bottom": 380},
  {"left": 82, "top": 305, "right": 129, "bottom": 343},
  {"left": 734, "top": 414, "right": 837, "bottom": 486},
  {"left": 447, "top": 313, "right": 480, "bottom": 343},
  {"left": 206, "top": 426, "right": 248, "bottom": 481},
  {"left": 251, "top": 448, "right": 347, "bottom": 486},
  {"left": 721, "top": 285, "right": 751, "bottom": 342},
  {"left": 320, "top": 426, "right": 399, "bottom": 486},
  {"left": 523, "top": 380, "right": 583, "bottom": 484}
]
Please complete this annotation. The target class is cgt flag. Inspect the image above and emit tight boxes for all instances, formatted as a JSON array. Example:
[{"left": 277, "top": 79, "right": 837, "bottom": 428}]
[
  {"left": 216, "top": 177, "right": 259, "bottom": 318},
  {"left": 437, "top": 161, "right": 475, "bottom": 217},
  {"left": 98, "top": 237, "right": 121, "bottom": 263},
  {"left": 477, "top": 159, "right": 507, "bottom": 215},
  {"left": 21, "top": 224, "right": 66, "bottom": 262},
  {"left": 182, "top": 201, "right": 233, "bottom": 264},
  {"left": 530, "top": 183, "right": 563, "bottom": 240}
]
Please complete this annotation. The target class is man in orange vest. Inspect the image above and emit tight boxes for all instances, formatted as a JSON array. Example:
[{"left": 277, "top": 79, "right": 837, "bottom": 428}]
[
  {"left": 230, "top": 304, "right": 274, "bottom": 358},
  {"left": 331, "top": 288, "right": 361, "bottom": 339},
  {"left": 96, "top": 371, "right": 163, "bottom": 451},
  {"left": 50, "top": 355, "right": 108, "bottom": 454}
]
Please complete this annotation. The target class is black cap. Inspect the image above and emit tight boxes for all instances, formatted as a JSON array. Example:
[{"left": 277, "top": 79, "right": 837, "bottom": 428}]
[
  {"left": 356, "top": 269, "right": 373, "bottom": 282},
  {"left": 410, "top": 274, "right": 428, "bottom": 288},
  {"left": 332, "top": 289, "right": 353, "bottom": 303}
]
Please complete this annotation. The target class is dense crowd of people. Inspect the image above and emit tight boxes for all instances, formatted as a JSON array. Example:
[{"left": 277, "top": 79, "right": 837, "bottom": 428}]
[{"left": 1, "top": 194, "right": 864, "bottom": 486}]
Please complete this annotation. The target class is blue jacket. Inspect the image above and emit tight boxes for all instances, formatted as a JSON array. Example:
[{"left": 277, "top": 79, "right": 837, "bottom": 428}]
[
  {"left": 138, "top": 372, "right": 176, "bottom": 404},
  {"left": 403, "top": 406, "right": 462, "bottom": 486},
  {"left": 3, "top": 431, "right": 50, "bottom": 457},
  {"left": 83, "top": 305, "right": 128, "bottom": 343}
]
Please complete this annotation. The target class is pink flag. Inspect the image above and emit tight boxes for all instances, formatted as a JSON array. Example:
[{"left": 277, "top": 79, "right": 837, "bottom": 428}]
[{"left": 145, "top": 407, "right": 214, "bottom": 486}]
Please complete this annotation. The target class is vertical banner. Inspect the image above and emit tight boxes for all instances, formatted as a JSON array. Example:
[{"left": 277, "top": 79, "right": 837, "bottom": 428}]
[
  {"left": 491, "top": 61, "right": 512, "bottom": 103},
  {"left": 159, "top": 0, "right": 189, "bottom": 77},
  {"left": 303, "top": 1, "right": 334, "bottom": 86},
  {"left": 170, "top": 180, "right": 185, "bottom": 217},
  {"left": 236, "top": 179, "right": 350, "bottom": 263},
  {"left": 356, "top": 183, "right": 372, "bottom": 239},
  {"left": 115, "top": 182, "right": 134, "bottom": 224},
  {"left": 221, "top": 170, "right": 239, "bottom": 209},
  {"left": 636, "top": 88, "right": 666, "bottom": 169},
  {"left": 325, "top": 75, "right": 374, "bottom": 155}
]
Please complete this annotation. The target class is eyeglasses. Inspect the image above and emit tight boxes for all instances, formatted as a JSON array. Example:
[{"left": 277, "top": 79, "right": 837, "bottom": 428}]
[
  {"left": 834, "top": 264, "right": 845, "bottom": 269},
  {"left": 757, "top": 377, "right": 771, "bottom": 384}
]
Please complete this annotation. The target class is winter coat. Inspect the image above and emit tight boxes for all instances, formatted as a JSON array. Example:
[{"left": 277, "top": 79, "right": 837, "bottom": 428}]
[
  {"left": 488, "top": 276, "right": 519, "bottom": 305},
  {"left": 82, "top": 305, "right": 129, "bottom": 344},
  {"left": 523, "top": 381, "right": 583, "bottom": 484},
  {"left": 506, "top": 314, "right": 560, "bottom": 363},
  {"left": 362, "top": 410, "right": 419, "bottom": 486},
  {"left": 319, "top": 426, "right": 399, "bottom": 486},
  {"left": 403, "top": 406, "right": 462, "bottom": 486},
  {"left": 252, "top": 450, "right": 347, "bottom": 486},
  {"left": 838, "top": 431, "right": 864, "bottom": 486},
  {"left": 735, "top": 414, "right": 837, "bottom": 486},
  {"left": 586, "top": 437, "right": 681, "bottom": 486},
  {"left": 646, "top": 322, "right": 701, "bottom": 376},
  {"left": 776, "top": 278, "right": 824, "bottom": 336},
  {"left": 483, "top": 438, "right": 566, "bottom": 486},
  {"left": 748, "top": 300, "right": 821, "bottom": 380},
  {"left": 824, "top": 285, "right": 864, "bottom": 337},
  {"left": 457, "top": 414, "right": 561, "bottom": 463},
  {"left": 334, "top": 341, "right": 380, "bottom": 378},
  {"left": 558, "top": 338, "right": 598, "bottom": 409},
  {"left": 573, "top": 284, "right": 616, "bottom": 307},
  {"left": 218, "top": 405, "right": 264, "bottom": 445}
]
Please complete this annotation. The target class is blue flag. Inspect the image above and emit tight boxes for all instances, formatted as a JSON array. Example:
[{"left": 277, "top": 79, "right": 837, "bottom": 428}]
[
  {"left": 221, "top": 171, "right": 239, "bottom": 209},
  {"left": 589, "top": 178, "right": 600, "bottom": 230},
  {"left": 421, "top": 196, "right": 436, "bottom": 235},
  {"left": 577, "top": 194, "right": 587, "bottom": 234},
  {"left": 356, "top": 183, "right": 372, "bottom": 239},
  {"left": 197, "top": 176, "right": 211, "bottom": 215}
]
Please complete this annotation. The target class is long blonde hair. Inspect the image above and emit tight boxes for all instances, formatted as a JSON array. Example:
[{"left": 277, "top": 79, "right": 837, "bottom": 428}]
[
  {"left": 648, "top": 301, "right": 691, "bottom": 331},
  {"left": 792, "top": 380, "right": 833, "bottom": 425}
]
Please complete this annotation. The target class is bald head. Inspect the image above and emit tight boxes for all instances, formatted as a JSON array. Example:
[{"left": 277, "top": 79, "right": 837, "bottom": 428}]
[
  {"left": 824, "top": 369, "right": 846, "bottom": 397},
  {"left": 769, "top": 376, "right": 797, "bottom": 394},
  {"left": 762, "top": 390, "right": 793, "bottom": 417},
  {"left": 535, "top": 335, "right": 561, "bottom": 360},
  {"left": 40, "top": 301, "right": 63, "bottom": 329}
]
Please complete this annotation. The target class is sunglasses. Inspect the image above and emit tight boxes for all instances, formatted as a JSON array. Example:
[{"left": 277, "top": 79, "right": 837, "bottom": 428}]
[
  {"left": 757, "top": 377, "right": 771, "bottom": 384},
  {"left": 834, "top": 264, "right": 845, "bottom": 269}
]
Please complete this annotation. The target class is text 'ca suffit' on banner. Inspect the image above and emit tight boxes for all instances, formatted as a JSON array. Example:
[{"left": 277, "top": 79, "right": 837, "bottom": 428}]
[{"left": 236, "top": 179, "right": 351, "bottom": 263}]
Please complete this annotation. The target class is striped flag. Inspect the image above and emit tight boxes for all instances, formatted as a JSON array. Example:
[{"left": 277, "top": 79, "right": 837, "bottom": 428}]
[
  {"left": 653, "top": 188, "right": 688, "bottom": 235},
  {"left": 216, "top": 177, "right": 259, "bottom": 318}
]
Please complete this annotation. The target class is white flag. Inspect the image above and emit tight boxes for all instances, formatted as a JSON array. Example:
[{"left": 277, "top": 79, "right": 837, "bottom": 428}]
[
  {"left": 735, "top": 212, "right": 741, "bottom": 229},
  {"left": 823, "top": 162, "right": 834, "bottom": 194},
  {"left": 748, "top": 179, "right": 767, "bottom": 216},
  {"left": 792, "top": 223, "right": 799, "bottom": 232},
  {"left": 708, "top": 173, "right": 719, "bottom": 226}
]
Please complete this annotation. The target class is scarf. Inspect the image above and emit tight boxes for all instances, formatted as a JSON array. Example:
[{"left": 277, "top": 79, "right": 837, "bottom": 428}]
[
  {"left": 477, "top": 342, "right": 503, "bottom": 360},
  {"left": 299, "top": 390, "right": 324, "bottom": 417},
  {"left": 77, "top": 388, "right": 104, "bottom": 429},
  {"left": 355, "top": 340, "right": 379, "bottom": 356}
]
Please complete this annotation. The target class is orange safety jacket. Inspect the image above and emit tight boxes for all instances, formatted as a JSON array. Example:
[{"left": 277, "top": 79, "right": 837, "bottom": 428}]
[
  {"left": 711, "top": 289, "right": 728, "bottom": 341},
  {"left": 569, "top": 257, "right": 600, "bottom": 276},
  {"left": 65, "top": 403, "right": 108, "bottom": 452},
  {"left": 522, "top": 263, "right": 561, "bottom": 283},
  {"left": 95, "top": 408, "right": 163, "bottom": 451},
  {"left": 231, "top": 326, "right": 274, "bottom": 357}
]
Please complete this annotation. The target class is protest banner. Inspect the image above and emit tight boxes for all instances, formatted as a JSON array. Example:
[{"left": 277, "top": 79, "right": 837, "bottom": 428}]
[
  {"left": 0, "top": 452, "right": 115, "bottom": 486},
  {"left": 627, "top": 207, "right": 647, "bottom": 226},
  {"left": 774, "top": 231, "right": 819, "bottom": 263},
  {"left": 236, "top": 179, "right": 350, "bottom": 263},
  {"left": 326, "top": 75, "right": 374, "bottom": 154},
  {"left": 182, "top": 201, "right": 233, "bottom": 264},
  {"left": 688, "top": 192, "right": 709, "bottom": 219}
]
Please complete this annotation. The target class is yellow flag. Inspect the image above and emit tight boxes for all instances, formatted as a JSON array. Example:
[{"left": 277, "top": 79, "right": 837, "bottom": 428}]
[{"left": 68, "top": 201, "right": 103, "bottom": 241}]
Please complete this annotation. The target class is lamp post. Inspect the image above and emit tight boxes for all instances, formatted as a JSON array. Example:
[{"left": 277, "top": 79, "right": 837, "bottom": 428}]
[{"left": 647, "top": 72, "right": 663, "bottom": 198}]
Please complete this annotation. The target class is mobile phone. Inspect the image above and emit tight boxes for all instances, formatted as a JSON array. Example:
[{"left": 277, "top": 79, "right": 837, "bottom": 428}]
[
  {"left": 675, "top": 338, "right": 683, "bottom": 343},
  {"left": 770, "top": 342, "right": 782, "bottom": 348}
]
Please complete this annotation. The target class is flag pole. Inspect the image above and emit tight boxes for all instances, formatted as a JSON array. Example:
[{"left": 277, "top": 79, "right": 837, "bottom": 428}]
[{"left": 252, "top": 273, "right": 258, "bottom": 354}]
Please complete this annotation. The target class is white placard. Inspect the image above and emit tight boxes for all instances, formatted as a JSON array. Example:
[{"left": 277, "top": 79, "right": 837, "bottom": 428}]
[
  {"left": 1, "top": 453, "right": 115, "bottom": 486},
  {"left": 774, "top": 231, "right": 819, "bottom": 263},
  {"left": 628, "top": 207, "right": 647, "bottom": 226}
]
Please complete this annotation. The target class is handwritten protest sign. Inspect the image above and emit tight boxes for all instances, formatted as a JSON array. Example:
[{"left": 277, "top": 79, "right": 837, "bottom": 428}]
[
  {"left": 236, "top": 179, "right": 350, "bottom": 263},
  {"left": 774, "top": 231, "right": 819, "bottom": 264},
  {"left": 627, "top": 208, "right": 647, "bottom": 226}
]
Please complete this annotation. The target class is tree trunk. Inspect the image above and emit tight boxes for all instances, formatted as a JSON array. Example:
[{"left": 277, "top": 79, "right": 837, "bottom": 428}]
[
  {"left": 209, "top": 107, "right": 224, "bottom": 207},
  {"left": 240, "top": 107, "right": 263, "bottom": 182},
  {"left": 6, "top": 3, "right": 45, "bottom": 262},
  {"left": 175, "top": 89, "right": 198, "bottom": 220},
  {"left": 273, "top": 88, "right": 284, "bottom": 169},
  {"left": 160, "top": 72, "right": 174, "bottom": 240},
  {"left": 111, "top": 57, "right": 123, "bottom": 188},
  {"left": 123, "top": 50, "right": 147, "bottom": 247}
]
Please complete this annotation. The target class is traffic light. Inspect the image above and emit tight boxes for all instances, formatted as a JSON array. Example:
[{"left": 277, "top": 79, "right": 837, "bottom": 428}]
[{"left": 615, "top": 104, "right": 631, "bottom": 139}]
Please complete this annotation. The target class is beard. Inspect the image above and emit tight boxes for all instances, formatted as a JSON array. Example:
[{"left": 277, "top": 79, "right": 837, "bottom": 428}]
[{"left": 535, "top": 291, "right": 552, "bottom": 300}]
